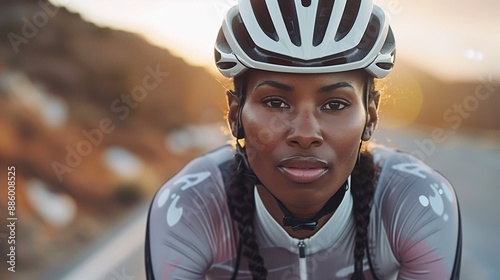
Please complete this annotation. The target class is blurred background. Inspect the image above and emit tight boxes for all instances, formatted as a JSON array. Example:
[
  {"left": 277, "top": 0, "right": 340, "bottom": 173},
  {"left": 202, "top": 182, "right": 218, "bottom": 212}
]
[{"left": 0, "top": 0, "right": 498, "bottom": 279}]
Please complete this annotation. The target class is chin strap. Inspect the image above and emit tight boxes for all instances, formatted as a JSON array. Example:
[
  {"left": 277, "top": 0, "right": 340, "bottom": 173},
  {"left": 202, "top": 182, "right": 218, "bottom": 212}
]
[
  {"left": 234, "top": 141, "right": 262, "bottom": 185},
  {"left": 274, "top": 178, "right": 349, "bottom": 231}
]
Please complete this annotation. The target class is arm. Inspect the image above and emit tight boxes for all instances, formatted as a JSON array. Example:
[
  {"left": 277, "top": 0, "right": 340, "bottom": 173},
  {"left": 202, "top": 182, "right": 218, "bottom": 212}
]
[
  {"left": 145, "top": 171, "right": 213, "bottom": 280},
  {"left": 383, "top": 160, "right": 461, "bottom": 280},
  {"left": 145, "top": 147, "right": 239, "bottom": 279},
  {"left": 145, "top": 153, "right": 233, "bottom": 280}
]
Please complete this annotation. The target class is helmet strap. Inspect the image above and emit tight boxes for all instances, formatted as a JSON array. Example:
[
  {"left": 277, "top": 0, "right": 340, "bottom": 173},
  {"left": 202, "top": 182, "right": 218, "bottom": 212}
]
[
  {"left": 235, "top": 140, "right": 261, "bottom": 185},
  {"left": 276, "top": 179, "right": 349, "bottom": 231}
]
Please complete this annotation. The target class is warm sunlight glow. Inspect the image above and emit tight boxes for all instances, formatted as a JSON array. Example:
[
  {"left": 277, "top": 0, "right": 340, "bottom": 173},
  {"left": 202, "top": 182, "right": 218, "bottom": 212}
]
[
  {"left": 55, "top": 0, "right": 237, "bottom": 73},
  {"left": 379, "top": 76, "right": 424, "bottom": 130},
  {"left": 53, "top": 0, "right": 499, "bottom": 81}
]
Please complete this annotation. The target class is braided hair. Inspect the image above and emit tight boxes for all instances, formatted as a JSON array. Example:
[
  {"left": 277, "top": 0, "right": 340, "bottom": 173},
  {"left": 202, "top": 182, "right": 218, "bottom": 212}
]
[
  {"left": 350, "top": 148, "right": 379, "bottom": 280},
  {"left": 227, "top": 149, "right": 268, "bottom": 279},
  {"left": 226, "top": 74, "right": 379, "bottom": 280}
]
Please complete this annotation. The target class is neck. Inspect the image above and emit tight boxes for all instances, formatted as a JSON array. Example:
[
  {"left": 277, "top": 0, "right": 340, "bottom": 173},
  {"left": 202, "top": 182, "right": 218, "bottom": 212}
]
[{"left": 256, "top": 185, "right": 337, "bottom": 239}]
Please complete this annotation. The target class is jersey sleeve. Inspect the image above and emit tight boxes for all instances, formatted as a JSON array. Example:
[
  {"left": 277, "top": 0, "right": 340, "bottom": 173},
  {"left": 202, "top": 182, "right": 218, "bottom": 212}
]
[
  {"left": 145, "top": 152, "right": 235, "bottom": 279},
  {"left": 376, "top": 151, "right": 461, "bottom": 280}
]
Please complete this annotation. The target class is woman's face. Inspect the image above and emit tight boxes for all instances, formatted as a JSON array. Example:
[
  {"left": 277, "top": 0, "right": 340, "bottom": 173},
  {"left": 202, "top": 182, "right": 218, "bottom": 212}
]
[{"left": 229, "top": 70, "right": 377, "bottom": 215}]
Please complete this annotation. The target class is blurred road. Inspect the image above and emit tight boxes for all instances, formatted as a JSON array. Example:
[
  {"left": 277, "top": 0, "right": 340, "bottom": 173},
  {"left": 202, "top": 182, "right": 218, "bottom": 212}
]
[
  {"left": 42, "top": 204, "right": 148, "bottom": 280},
  {"left": 47, "top": 124, "right": 500, "bottom": 280}
]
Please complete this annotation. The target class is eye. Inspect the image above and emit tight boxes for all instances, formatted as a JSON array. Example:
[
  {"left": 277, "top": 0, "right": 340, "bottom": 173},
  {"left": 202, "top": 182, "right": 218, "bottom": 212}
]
[
  {"left": 321, "top": 100, "right": 349, "bottom": 111},
  {"left": 263, "top": 98, "right": 289, "bottom": 108}
]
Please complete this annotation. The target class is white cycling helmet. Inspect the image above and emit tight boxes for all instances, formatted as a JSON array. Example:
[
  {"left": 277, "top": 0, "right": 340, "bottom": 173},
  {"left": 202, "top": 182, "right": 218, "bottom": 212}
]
[{"left": 215, "top": 0, "right": 396, "bottom": 78}]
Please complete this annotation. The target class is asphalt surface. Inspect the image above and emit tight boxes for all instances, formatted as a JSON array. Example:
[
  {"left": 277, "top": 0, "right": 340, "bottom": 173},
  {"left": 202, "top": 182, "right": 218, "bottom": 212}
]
[{"left": 45, "top": 124, "right": 500, "bottom": 280}]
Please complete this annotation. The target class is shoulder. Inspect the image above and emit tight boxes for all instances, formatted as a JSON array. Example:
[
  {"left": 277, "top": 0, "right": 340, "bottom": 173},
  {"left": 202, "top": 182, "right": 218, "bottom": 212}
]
[
  {"left": 372, "top": 144, "right": 459, "bottom": 216},
  {"left": 370, "top": 143, "right": 460, "bottom": 247},
  {"left": 162, "top": 144, "right": 234, "bottom": 190},
  {"left": 145, "top": 146, "right": 237, "bottom": 277},
  {"left": 369, "top": 146, "right": 461, "bottom": 278},
  {"left": 370, "top": 144, "right": 460, "bottom": 236},
  {"left": 150, "top": 145, "right": 235, "bottom": 226},
  {"left": 372, "top": 144, "right": 456, "bottom": 202}
]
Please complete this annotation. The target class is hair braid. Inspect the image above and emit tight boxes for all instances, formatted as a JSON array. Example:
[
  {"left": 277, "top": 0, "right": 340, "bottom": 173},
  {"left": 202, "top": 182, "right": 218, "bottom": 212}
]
[
  {"left": 227, "top": 150, "right": 268, "bottom": 280},
  {"left": 350, "top": 148, "right": 379, "bottom": 280}
]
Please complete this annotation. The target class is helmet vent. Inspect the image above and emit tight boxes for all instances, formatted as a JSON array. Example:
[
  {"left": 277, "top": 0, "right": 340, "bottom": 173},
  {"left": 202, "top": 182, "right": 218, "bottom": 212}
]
[
  {"left": 313, "top": 0, "right": 335, "bottom": 46},
  {"left": 376, "top": 62, "right": 392, "bottom": 70},
  {"left": 218, "top": 62, "right": 238, "bottom": 70},
  {"left": 380, "top": 27, "right": 395, "bottom": 54},
  {"left": 336, "top": 0, "right": 361, "bottom": 41},
  {"left": 250, "top": 0, "right": 279, "bottom": 41},
  {"left": 357, "top": 14, "right": 379, "bottom": 50},
  {"left": 278, "top": 0, "right": 302, "bottom": 46},
  {"left": 216, "top": 29, "right": 232, "bottom": 53},
  {"left": 301, "top": 0, "right": 312, "bottom": 7}
]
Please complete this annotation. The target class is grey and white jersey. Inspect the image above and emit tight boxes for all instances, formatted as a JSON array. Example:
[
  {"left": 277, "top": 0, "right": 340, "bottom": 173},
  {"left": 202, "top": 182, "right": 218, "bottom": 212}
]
[{"left": 145, "top": 144, "right": 461, "bottom": 279}]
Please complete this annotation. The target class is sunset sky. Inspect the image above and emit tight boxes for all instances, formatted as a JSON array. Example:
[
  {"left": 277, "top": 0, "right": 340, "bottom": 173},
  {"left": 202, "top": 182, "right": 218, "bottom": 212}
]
[{"left": 52, "top": 0, "right": 500, "bottom": 82}]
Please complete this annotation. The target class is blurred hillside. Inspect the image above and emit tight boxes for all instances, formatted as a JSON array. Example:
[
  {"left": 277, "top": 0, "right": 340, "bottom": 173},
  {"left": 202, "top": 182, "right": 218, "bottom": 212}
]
[
  {"left": 0, "top": 0, "right": 228, "bottom": 279},
  {"left": 382, "top": 59, "right": 500, "bottom": 131},
  {"left": 0, "top": 0, "right": 498, "bottom": 279}
]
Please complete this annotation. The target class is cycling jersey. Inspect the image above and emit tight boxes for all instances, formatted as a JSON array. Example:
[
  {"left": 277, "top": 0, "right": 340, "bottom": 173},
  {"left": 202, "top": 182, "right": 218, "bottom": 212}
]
[{"left": 145, "top": 144, "right": 461, "bottom": 279}]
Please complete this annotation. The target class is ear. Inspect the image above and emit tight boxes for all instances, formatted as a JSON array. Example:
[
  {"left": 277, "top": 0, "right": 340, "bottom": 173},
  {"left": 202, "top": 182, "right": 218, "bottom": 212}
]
[
  {"left": 226, "top": 90, "right": 241, "bottom": 138},
  {"left": 362, "top": 90, "right": 381, "bottom": 141}
]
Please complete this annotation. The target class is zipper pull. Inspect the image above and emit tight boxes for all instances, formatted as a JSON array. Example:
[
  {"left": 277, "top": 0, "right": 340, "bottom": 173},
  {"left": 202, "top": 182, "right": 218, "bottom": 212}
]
[
  {"left": 298, "top": 240, "right": 308, "bottom": 280},
  {"left": 298, "top": 240, "right": 306, "bottom": 258}
]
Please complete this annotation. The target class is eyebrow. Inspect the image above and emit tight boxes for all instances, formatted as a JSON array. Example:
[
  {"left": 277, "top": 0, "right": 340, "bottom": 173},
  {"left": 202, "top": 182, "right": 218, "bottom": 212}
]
[
  {"left": 255, "top": 80, "right": 293, "bottom": 91},
  {"left": 255, "top": 80, "right": 354, "bottom": 93},
  {"left": 318, "top": 82, "right": 354, "bottom": 93}
]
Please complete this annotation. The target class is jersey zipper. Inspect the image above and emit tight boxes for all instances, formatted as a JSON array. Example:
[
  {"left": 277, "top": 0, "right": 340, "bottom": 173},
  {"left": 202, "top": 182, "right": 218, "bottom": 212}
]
[{"left": 298, "top": 240, "right": 307, "bottom": 280}]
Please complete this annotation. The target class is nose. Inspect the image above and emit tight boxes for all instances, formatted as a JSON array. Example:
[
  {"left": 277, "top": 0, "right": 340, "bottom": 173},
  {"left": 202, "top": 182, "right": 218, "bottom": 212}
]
[{"left": 286, "top": 109, "right": 323, "bottom": 149}]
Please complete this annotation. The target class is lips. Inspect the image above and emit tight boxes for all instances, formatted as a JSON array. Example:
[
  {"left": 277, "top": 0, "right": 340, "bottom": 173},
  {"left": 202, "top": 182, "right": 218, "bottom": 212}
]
[{"left": 278, "top": 156, "right": 329, "bottom": 184}]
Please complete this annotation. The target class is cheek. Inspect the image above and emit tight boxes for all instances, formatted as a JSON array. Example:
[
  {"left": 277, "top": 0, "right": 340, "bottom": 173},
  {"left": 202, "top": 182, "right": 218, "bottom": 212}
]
[
  {"left": 342, "top": 104, "right": 367, "bottom": 135},
  {"left": 241, "top": 105, "right": 285, "bottom": 148},
  {"left": 323, "top": 108, "right": 367, "bottom": 160}
]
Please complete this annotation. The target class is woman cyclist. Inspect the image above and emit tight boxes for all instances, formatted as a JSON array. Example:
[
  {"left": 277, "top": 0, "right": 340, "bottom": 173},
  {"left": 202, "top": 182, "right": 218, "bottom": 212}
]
[{"left": 145, "top": 0, "right": 462, "bottom": 279}]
